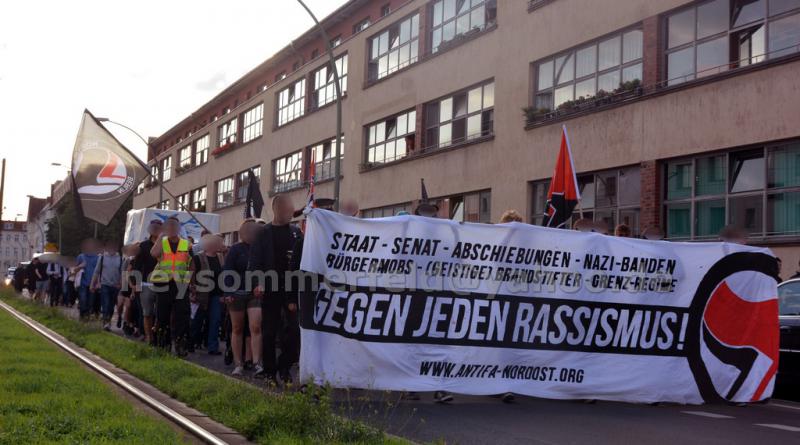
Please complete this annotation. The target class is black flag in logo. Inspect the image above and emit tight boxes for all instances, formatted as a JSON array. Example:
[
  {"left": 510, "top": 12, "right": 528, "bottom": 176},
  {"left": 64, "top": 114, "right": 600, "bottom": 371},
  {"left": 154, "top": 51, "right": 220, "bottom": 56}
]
[{"left": 71, "top": 110, "right": 150, "bottom": 225}]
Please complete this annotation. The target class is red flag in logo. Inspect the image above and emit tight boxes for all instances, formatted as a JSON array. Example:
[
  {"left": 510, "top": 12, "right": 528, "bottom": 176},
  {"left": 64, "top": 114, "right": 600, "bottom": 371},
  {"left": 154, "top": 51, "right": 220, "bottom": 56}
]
[{"left": 542, "top": 125, "right": 581, "bottom": 228}]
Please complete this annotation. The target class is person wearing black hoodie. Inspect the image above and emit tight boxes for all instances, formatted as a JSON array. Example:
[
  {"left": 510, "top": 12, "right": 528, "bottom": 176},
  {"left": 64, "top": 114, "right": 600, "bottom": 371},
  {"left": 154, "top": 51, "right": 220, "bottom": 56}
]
[{"left": 248, "top": 195, "right": 303, "bottom": 386}]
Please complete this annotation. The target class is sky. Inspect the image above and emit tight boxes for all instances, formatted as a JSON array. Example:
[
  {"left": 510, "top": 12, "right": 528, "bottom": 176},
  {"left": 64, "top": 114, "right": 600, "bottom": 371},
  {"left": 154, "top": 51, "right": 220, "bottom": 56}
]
[{"left": 0, "top": 0, "right": 348, "bottom": 221}]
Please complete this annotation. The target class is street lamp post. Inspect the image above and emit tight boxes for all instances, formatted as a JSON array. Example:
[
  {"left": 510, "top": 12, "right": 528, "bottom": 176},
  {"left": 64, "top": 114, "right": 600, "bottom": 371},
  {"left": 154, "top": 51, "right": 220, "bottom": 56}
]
[
  {"left": 47, "top": 166, "right": 68, "bottom": 251},
  {"left": 296, "top": 0, "right": 343, "bottom": 211}
]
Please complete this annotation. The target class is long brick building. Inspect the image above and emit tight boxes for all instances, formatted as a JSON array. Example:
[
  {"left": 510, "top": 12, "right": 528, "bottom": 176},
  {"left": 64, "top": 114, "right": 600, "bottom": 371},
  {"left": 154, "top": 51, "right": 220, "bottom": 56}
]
[{"left": 133, "top": 0, "right": 800, "bottom": 271}]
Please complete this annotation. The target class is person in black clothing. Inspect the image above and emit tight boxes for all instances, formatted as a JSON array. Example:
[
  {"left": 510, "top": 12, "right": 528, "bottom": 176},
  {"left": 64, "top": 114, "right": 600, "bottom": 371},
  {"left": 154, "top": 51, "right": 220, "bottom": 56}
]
[
  {"left": 190, "top": 234, "right": 225, "bottom": 355},
  {"left": 32, "top": 257, "right": 49, "bottom": 302},
  {"left": 248, "top": 194, "right": 302, "bottom": 386},
  {"left": 224, "top": 219, "right": 264, "bottom": 376},
  {"left": 26, "top": 260, "right": 38, "bottom": 299},
  {"left": 131, "top": 220, "right": 162, "bottom": 344},
  {"left": 13, "top": 264, "right": 25, "bottom": 293}
]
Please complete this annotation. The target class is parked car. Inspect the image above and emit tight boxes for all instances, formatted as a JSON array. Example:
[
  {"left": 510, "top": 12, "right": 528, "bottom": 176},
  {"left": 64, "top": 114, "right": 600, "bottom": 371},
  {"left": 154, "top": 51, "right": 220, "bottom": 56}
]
[
  {"left": 3, "top": 266, "right": 15, "bottom": 286},
  {"left": 777, "top": 279, "right": 800, "bottom": 399}
]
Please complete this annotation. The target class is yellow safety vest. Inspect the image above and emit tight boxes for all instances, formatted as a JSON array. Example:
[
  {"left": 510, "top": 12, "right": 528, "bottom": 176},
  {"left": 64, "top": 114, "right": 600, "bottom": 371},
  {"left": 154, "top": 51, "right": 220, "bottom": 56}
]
[{"left": 149, "top": 238, "right": 191, "bottom": 283}]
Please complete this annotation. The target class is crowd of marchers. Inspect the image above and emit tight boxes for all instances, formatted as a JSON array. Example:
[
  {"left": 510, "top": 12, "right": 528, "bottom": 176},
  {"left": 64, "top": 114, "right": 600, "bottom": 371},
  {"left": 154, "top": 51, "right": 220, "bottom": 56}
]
[{"left": 9, "top": 193, "right": 796, "bottom": 404}]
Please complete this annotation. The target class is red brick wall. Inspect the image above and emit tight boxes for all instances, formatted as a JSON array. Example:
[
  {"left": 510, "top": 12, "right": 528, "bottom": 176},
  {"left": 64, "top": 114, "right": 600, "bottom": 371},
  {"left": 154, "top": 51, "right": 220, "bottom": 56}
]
[
  {"left": 639, "top": 160, "right": 661, "bottom": 232},
  {"left": 642, "top": 15, "right": 661, "bottom": 88}
]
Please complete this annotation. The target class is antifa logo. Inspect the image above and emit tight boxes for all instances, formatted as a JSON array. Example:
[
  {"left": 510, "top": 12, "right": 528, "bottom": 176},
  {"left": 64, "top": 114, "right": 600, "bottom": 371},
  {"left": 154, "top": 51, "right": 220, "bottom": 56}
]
[
  {"left": 685, "top": 252, "right": 780, "bottom": 403},
  {"left": 543, "top": 192, "right": 577, "bottom": 228},
  {"left": 75, "top": 147, "right": 132, "bottom": 197}
]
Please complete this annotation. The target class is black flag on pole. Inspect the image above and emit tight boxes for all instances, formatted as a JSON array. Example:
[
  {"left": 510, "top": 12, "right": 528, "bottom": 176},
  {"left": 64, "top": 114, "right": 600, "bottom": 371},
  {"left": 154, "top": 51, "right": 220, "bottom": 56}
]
[
  {"left": 71, "top": 110, "right": 150, "bottom": 226},
  {"left": 244, "top": 169, "right": 264, "bottom": 218}
]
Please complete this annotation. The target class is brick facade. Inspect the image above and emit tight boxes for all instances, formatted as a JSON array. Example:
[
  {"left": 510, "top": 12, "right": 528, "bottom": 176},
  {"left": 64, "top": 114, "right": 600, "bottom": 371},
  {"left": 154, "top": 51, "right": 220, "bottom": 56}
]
[
  {"left": 642, "top": 16, "right": 661, "bottom": 88},
  {"left": 639, "top": 160, "right": 661, "bottom": 232}
]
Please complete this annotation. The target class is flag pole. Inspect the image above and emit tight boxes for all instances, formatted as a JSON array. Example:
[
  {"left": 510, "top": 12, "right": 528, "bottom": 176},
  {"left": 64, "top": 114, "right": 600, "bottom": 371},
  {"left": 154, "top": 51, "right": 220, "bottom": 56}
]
[
  {"left": 562, "top": 125, "right": 584, "bottom": 221},
  {"left": 92, "top": 114, "right": 212, "bottom": 234},
  {"left": 159, "top": 185, "right": 212, "bottom": 234},
  {"left": 296, "top": 0, "right": 342, "bottom": 212}
]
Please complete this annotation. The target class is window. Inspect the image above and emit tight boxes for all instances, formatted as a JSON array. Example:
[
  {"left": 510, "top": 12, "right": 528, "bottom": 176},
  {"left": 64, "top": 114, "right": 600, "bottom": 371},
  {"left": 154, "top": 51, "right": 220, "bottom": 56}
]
[
  {"left": 160, "top": 156, "right": 172, "bottom": 182},
  {"left": 665, "top": 141, "right": 800, "bottom": 239},
  {"left": 277, "top": 79, "right": 306, "bottom": 126},
  {"left": 354, "top": 18, "right": 370, "bottom": 34},
  {"left": 366, "top": 109, "right": 416, "bottom": 164},
  {"left": 241, "top": 103, "right": 264, "bottom": 144},
  {"left": 666, "top": 0, "right": 800, "bottom": 86},
  {"left": 425, "top": 80, "right": 494, "bottom": 149},
  {"left": 177, "top": 192, "right": 190, "bottom": 211},
  {"left": 431, "top": 0, "right": 497, "bottom": 53},
  {"left": 218, "top": 118, "right": 237, "bottom": 147},
  {"left": 215, "top": 176, "right": 235, "bottom": 209},
  {"left": 368, "top": 13, "right": 420, "bottom": 81},
  {"left": 309, "top": 137, "right": 344, "bottom": 181},
  {"left": 424, "top": 190, "right": 491, "bottom": 223},
  {"left": 362, "top": 203, "right": 411, "bottom": 218},
  {"left": 381, "top": 4, "right": 391, "bottom": 17},
  {"left": 149, "top": 164, "right": 160, "bottom": 185},
  {"left": 448, "top": 190, "right": 492, "bottom": 223},
  {"left": 276, "top": 72, "right": 287, "bottom": 82},
  {"left": 532, "top": 167, "right": 641, "bottom": 234},
  {"left": 191, "top": 186, "right": 207, "bottom": 212},
  {"left": 330, "top": 36, "right": 342, "bottom": 48},
  {"left": 235, "top": 167, "right": 261, "bottom": 203},
  {"left": 158, "top": 199, "right": 170, "bottom": 210},
  {"left": 273, "top": 151, "right": 303, "bottom": 193},
  {"left": 178, "top": 145, "right": 192, "bottom": 169},
  {"left": 195, "top": 134, "right": 210, "bottom": 165},
  {"left": 136, "top": 182, "right": 145, "bottom": 195},
  {"left": 312, "top": 54, "right": 348, "bottom": 109},
  {"left": 534, "top": 28, "right": 643, "bottom": 112}
]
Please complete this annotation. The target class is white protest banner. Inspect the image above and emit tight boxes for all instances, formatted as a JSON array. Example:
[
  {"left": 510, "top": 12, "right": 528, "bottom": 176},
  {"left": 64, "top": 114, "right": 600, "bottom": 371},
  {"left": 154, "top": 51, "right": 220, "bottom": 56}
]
[
  {"left": 123, "top": 208, "right": 220, "bottom": 245},
  {"left": 299, "top": 209, "right": 779, "bottom": 404}
]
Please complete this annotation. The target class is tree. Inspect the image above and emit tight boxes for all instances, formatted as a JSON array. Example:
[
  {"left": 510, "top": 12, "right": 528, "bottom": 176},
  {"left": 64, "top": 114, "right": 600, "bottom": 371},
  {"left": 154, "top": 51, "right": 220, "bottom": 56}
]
[{"left": 46, "top": 194, "right": 132, "bottom": 256}]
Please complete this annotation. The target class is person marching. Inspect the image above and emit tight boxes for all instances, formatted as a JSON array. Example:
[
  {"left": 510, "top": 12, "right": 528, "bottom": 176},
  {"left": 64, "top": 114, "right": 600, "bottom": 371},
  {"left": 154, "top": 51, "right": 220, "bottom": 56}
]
[
  {"left": 224, "top": 219, "right": 264, "bottom": 376},
  {"left": 92, "top": 240, "right": 122, "bottom": 331},
  {"left": 132, "top": 220, "right": 163, "bottom": 344},
  {"left": 248, "top": 195, "right": 302, "bottom": 386},
  {"left": 189, "top": 234, "right": 225, "bottom": 356},
  {"left": 46, "top": 260, "right": 65, "bottom": 306},
  {"left": 149, "top": 217, "right": 193, "bottom": 355}
]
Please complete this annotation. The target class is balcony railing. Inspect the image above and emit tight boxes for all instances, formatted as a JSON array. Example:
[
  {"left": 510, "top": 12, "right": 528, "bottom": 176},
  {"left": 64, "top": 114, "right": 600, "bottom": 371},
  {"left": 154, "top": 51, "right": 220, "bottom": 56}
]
[{"left": 528, "top": 0, "right": 556, "bottom": 11}]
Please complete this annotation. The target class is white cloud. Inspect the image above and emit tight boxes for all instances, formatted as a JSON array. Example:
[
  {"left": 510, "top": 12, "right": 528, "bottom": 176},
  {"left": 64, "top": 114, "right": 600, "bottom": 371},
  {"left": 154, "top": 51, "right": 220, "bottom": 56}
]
[{"left": 0, "top": 0, "right": 347, "bottom": 221}]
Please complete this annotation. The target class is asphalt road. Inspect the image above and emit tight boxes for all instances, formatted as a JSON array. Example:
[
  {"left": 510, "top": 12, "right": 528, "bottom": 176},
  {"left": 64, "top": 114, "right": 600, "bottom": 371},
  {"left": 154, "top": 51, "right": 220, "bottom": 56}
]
[
  {"left": 147, "top": 332, "right": 800, "bottom": 444},
  {"left": 59, "top": 304, "right": 800, "bottom": 444}
]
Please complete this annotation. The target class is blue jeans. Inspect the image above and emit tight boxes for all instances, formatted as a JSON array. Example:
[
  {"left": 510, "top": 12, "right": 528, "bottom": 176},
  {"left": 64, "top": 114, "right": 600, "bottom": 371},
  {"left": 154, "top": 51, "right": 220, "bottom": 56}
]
[
  {"left": 100, "top": 285, "right": 120, "bottom": 322},
  {"left": 78, "top": 285, "right": 95, "bottom": 318},
  {"left": 191, "top": 295, "right": 222, "bottom": 353}
]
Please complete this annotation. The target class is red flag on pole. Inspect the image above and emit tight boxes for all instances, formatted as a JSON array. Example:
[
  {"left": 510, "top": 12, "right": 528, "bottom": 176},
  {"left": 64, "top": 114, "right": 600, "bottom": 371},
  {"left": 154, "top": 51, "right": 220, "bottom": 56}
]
[{"left": 542, "top": 125, "right": 581, "bottom": 228}]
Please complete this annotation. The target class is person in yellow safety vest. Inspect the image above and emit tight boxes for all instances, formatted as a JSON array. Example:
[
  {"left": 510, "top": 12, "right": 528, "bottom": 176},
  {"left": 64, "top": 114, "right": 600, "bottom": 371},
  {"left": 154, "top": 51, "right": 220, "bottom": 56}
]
[{"left": 149, "top": 216, "right": 193, "bottom": 355}]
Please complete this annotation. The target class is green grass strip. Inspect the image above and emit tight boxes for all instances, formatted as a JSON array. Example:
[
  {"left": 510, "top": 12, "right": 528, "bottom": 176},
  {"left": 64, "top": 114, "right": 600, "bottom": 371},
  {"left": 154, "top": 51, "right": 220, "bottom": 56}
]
[
  {"left": 0, "top": 288, "right": 397, "bottom": 444},
  {"left": 0, "top": 301, "right": 186, "bottom": 444}
]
